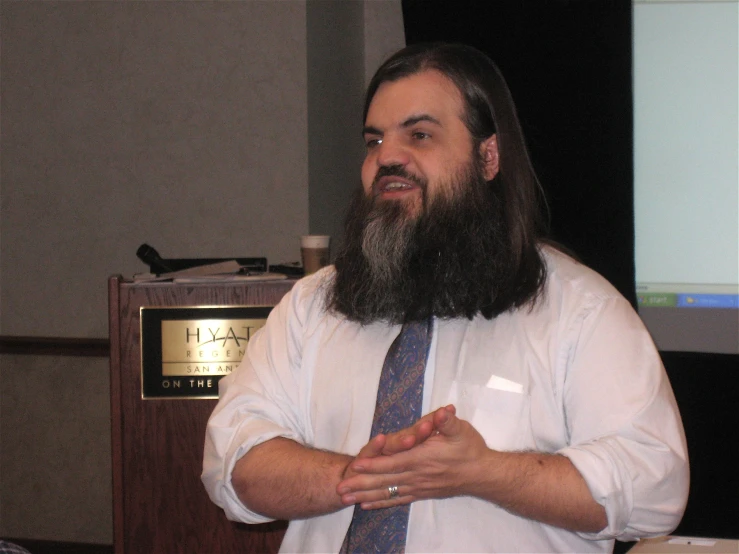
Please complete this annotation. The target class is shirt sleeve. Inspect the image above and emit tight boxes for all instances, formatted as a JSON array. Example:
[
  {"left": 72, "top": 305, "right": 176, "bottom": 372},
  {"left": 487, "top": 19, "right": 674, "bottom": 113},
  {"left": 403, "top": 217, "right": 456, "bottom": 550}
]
[
  {"left": 556, "top": 296, "right": 690, "bottom": 541},
  {"left": 201, "top": 280, "right": 310, "bottom": 524}
]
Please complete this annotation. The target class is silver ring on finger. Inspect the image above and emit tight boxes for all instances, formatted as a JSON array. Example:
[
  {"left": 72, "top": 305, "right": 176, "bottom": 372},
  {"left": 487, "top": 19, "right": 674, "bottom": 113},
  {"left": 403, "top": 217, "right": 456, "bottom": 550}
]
[{"left": 387, "top": 485, "right": 400, "bottom": 500}]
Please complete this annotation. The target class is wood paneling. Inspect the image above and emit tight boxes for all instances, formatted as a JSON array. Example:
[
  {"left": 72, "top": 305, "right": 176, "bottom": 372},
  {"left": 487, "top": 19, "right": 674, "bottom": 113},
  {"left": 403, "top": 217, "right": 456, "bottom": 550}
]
[
  {"left": 4, "top": 538, "right": 114, "bottom": 554},
  {"left": 0, "top": 336, "right": 109, "bottom": 357},
  {"left": 109, "top": 276, "right": 293, "bottom": 554}
]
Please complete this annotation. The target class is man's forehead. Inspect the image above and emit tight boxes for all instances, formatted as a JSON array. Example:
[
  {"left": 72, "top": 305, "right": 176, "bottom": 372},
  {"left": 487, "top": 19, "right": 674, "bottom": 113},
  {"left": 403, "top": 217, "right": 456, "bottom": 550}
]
[{"left": 364, "top": 70, "right": 465, "bottom": 126}]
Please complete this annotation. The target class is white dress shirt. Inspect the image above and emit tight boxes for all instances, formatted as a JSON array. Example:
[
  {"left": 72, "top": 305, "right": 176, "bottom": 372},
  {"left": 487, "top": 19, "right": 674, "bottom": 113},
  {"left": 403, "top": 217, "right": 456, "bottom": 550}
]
[{"left": 202, "top": 247, "right": 689, "bottom": 553}]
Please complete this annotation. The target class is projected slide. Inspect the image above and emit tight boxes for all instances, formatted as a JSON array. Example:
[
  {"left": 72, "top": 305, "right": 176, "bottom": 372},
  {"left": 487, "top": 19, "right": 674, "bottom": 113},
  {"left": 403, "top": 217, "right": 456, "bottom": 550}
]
[{"left": 633, "top": 0, "right": 739, "bottom": 353}]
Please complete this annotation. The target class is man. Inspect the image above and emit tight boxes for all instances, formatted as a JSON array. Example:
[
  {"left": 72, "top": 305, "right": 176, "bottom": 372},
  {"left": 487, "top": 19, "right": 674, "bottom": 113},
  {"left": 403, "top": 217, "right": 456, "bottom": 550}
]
[{"left": 202, "top": 43, "right": 688, "bottom": 553}]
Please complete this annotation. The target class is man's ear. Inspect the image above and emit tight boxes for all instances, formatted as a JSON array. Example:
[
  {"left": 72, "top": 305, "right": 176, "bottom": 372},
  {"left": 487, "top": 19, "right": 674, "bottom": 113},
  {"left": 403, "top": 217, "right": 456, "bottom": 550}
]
[{"left": 479, "top": 134, "right": 500, "bottom": 181}]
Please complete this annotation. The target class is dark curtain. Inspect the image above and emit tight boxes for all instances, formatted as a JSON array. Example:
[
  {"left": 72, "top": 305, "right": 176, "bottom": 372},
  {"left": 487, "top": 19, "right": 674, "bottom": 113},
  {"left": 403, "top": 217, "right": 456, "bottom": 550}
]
[
  {"left": 402, "top": 0, "right": 635, "bottom": 307},
  {"left": 401, "top": 0, "right": 739, "bottom": 543},
  {"left": 661, "top": 351, "right": 739, "bottom": 540}
]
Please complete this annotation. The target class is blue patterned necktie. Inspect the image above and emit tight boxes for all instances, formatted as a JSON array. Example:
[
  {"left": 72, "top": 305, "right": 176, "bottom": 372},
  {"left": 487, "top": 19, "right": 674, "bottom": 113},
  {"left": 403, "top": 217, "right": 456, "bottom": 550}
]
[{"left": 340, "top": 319, "right": 434, "bottom": 554}]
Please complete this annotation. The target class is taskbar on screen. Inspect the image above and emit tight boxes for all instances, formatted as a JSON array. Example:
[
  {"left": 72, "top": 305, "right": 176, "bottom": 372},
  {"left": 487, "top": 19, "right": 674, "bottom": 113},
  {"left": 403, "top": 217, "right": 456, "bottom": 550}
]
[{"left": 636, "top": 283, "right": 739, "bottom": 309}]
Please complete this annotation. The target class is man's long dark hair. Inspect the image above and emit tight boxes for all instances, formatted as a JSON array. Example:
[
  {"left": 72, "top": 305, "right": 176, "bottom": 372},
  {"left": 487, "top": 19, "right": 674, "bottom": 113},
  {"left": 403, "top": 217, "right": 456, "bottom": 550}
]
[{"left": 329, "top": 43, "right": 550, "bottom": 322}]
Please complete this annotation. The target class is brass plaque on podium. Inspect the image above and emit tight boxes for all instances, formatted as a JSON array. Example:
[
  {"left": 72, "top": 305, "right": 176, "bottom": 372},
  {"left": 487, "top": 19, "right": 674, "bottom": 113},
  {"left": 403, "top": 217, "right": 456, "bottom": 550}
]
[{"left": 140, "top": 306, "right": 272, "bottom": 399}]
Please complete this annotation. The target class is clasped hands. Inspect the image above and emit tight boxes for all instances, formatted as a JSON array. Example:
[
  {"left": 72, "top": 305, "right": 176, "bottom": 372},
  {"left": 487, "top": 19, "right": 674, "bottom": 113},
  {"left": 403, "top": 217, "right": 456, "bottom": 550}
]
[{"left": 336, "top": 404, "right": 489, "bottom": 510}]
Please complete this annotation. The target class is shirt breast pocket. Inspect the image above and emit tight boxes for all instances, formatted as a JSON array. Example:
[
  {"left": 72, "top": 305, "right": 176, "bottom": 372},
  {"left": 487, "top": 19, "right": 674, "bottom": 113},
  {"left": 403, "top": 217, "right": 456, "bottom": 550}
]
[{"left": 454, "top": 381, "right": 533, "bottom": 452}]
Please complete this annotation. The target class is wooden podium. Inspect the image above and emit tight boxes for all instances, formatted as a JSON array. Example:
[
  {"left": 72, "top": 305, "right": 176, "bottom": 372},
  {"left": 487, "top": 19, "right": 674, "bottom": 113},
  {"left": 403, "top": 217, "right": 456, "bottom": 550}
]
[{"left": 108, "top": 276, "right": 295, "bottom": 553}]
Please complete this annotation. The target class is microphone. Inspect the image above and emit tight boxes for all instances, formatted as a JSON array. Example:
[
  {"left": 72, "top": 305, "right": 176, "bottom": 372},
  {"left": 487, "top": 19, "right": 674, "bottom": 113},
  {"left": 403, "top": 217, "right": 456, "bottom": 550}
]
[{"left": 136, "top": 244, "right": 174, "bottom": 274}]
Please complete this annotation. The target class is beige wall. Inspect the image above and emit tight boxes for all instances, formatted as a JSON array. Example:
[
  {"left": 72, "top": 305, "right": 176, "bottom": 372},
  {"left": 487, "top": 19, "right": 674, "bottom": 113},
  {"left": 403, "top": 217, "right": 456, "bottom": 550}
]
[
  {"left": 1, "top": 0, "right": 310, "bottom": 338},
  {"left": 306, "top": 0, "right": 406, "bottom": 241},
  {"left": 0, "top": 0, "right": 403, "bottom": 543},
  {"left": 0, "top": 355, "right": 111, "bottom": 543}
]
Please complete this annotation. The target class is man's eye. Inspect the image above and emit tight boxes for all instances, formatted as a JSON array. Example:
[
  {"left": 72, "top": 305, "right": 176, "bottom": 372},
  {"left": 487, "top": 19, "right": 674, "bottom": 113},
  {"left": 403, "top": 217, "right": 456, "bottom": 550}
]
[
  {"left": 365, "top": 138, "right": 382, "bottom": 148},
  {"left": 412, "top": 131, "right": 430, "bottom": 140}
]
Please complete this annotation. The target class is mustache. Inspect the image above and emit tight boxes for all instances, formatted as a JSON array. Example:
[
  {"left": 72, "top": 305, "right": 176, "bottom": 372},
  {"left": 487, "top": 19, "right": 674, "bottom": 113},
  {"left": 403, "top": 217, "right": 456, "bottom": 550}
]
[{"left": 371, "top": 164, "right": 427, "bottom": 193}]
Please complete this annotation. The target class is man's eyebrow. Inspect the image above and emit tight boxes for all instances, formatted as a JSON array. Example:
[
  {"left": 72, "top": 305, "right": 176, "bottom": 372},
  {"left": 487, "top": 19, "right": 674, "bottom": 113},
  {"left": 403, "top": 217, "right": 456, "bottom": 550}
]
[
  {"left": 362, "top": 114, "right": 443, "bottom": 137},
  {"left": 362, "top": 125, "right": 382, "bottom": 136},
  {"left": 401, "top": 114, "right": 442, "bottom": 128}
]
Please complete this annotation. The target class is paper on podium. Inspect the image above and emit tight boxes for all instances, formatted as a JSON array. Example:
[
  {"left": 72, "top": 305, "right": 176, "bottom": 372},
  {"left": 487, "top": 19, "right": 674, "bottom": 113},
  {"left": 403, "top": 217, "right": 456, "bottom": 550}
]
[
  {"left": 133, "top": 260, "right": 243, "bottom": 282},
  {"left": 172, "top": 272, "right": 287, "bottom": 284}
]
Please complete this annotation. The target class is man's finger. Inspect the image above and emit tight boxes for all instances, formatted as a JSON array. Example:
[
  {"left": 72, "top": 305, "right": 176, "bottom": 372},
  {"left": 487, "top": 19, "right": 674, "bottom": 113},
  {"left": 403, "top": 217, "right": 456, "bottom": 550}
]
[
  {"left": 382, "top": 419, "right": 434, "bottom": 455},
  {"left": 434, "top": 404, "right": 461, "bottom": 437},
  {"left": 359, "top": 495, "right": 414, "bottom": 510},
  {"left": 382, "top": 406, "right": 453, "bottom": 455},
  {"left": 340, "top": 483, "right": 411, "bottom": 506},
  {"left": 356, "top": 433, "right": 387, "bottom": 459}
]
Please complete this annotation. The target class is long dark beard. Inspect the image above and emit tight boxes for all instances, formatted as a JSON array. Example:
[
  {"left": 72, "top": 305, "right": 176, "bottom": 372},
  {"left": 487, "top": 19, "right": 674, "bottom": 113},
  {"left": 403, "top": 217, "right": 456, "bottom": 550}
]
[{"left": 327, "top": 157, "right": 513, "bottom": 324}]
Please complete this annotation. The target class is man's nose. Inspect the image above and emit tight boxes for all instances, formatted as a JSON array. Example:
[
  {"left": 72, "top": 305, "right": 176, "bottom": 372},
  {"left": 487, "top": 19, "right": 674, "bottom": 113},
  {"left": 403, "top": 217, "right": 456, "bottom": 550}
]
[{"left": 375, "top": 138, "right": 411, "bottom": 167}]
